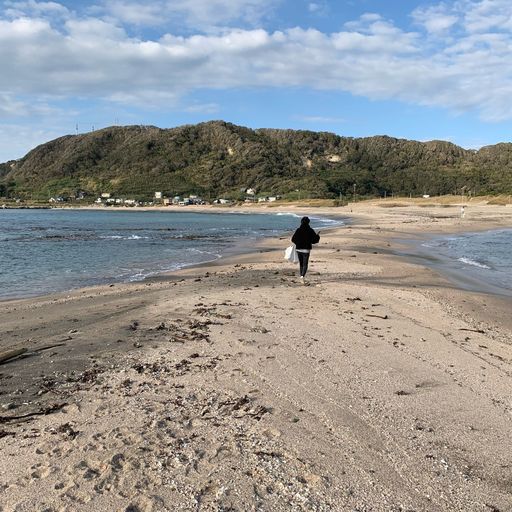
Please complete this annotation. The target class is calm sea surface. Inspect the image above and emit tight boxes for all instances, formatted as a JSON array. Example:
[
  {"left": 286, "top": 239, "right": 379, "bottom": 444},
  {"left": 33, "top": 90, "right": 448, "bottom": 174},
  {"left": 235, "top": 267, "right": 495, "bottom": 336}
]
[
  {"left": 0, "top": 209, "right": 341, "bottom": 300},
  {"left": 414, "top": 229, "right": 512, "bottom": 297}
]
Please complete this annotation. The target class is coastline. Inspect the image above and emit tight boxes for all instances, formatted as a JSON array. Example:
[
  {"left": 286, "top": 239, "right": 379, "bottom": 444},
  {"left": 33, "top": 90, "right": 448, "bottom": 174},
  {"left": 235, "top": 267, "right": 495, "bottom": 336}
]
[
  {"left": 395, "top": 227, "right": 512, "bottom": 299},
  {"left": 1, "top": 203, "right": 512, "bottom": 511},
  {"left": 0, "top": 209, "right": 347, "bottom": 303}
]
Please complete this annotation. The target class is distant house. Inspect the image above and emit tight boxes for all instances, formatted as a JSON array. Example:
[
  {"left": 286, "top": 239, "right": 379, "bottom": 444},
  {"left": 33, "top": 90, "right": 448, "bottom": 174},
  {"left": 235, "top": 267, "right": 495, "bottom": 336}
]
[
  {"left": 246, "top": 188, "right": 256, "bottom": 196},
  {"left": 94, "top": 198, "right": 103, "bottom": 204},
  {"left": 101, "top": 193, "right": 111, "bottom": 199},
  {"left": 187, "top": 196, "right": 205, "bottom": 205},
  {"left": 258, "top": 197, "right": 268, "bottom": 203}
]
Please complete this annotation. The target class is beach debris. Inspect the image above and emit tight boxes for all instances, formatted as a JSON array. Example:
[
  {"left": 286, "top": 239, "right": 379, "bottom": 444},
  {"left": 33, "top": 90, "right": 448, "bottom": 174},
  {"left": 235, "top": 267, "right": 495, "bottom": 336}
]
[
  {"left": 128, "top": 321, "right": 139, "bottom": 331},
  {"left": 0, "top": 402, "right": 68, "bottom": 424},
  {"left": 0, "top": 348, "right": 28, "bottom": 365},
  {"left": 78, "top": 367, "right": 104, "bottom": 384},
  {"left": 459, "top": 327, "right": 485, "bottom": 334},
  {"left": 366, "top": 314, "right": 389, "bottom": 320},
  {"left": 35, "top": 341, "right": 69, "bottom": 352},
  {"left": 485, "top": 504, "right": 502, "bottom": 512},
  {"left": 345, "top": 297, "right": 361, "bottom": 302},
  {"left": 56, "top": 422, "right": 80, "bottom": 439},
  {"left": 250, "top": 327, "right": 270, "bottom": 334}
]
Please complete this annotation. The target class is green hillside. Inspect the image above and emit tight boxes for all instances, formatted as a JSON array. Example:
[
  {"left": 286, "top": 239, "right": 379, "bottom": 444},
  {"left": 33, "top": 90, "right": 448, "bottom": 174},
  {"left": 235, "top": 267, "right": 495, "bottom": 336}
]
[{"left": 1, "top": 121, "right": 511, "bottom": 201}]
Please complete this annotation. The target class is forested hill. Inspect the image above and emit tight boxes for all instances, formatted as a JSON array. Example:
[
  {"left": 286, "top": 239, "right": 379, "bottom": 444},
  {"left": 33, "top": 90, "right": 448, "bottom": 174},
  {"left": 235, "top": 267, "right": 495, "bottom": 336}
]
[{"left": 1, "top": 121, "right": 511, "bottom": 200}]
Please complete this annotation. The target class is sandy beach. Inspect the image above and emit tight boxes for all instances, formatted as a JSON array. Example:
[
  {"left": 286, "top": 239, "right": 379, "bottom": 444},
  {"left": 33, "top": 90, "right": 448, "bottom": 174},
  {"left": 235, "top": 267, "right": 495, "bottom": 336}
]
[{"left": 1, "top": 202, "right": 512, "bottom": 512}]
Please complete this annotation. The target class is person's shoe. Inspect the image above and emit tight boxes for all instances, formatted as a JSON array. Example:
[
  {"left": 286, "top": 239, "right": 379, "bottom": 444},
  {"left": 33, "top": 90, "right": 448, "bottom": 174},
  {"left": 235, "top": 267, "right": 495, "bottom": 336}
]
[{"left": 300, "top": 276, "right": 305, "bottom": 285}]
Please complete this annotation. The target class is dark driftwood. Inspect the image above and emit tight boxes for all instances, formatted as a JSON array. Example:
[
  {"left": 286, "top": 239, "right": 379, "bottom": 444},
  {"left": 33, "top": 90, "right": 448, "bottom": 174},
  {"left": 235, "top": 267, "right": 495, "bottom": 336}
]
[
  {"left": 459, "top": 328, "right": 485, "bottom": 334},
  {"left": 0, "top": 338, "right": 70, "bottom": 365},
  {"left": 35, "top": 342, "right": 67, "bottom": 352},
  {"left": 0, "top": 348, "right": 28, "bottom": 364},
  {"left": 0, "top": 403, "right": 68, "bottom": 424}
]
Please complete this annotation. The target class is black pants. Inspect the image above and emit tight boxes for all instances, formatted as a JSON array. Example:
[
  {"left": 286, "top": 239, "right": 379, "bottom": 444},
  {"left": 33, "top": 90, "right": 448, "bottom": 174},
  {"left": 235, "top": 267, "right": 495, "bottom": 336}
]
[{"left": 297, "top": 251, "right": 310, "bottom": 277}]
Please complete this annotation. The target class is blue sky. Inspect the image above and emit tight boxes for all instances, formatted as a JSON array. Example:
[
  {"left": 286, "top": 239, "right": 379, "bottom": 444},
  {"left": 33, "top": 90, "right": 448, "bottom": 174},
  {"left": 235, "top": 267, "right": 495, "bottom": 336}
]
[{"left": 1, "top": 0, "right": 512, "bottom": 161}]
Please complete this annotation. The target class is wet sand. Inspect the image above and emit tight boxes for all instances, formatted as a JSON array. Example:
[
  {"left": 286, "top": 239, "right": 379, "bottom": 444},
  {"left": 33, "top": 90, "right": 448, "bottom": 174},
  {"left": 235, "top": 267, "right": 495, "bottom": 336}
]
[{"left": 1, "top": 202, "right": 512, "bottom": 511}]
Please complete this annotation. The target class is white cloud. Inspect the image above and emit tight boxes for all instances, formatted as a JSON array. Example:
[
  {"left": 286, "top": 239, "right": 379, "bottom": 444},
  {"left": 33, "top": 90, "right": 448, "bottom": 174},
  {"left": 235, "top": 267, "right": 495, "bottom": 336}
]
[
  {"left": 0, "top": 124, "right": 64, "bottom": 160},
  {"left": 461, "top": 0, "right": 512, "bottom": 33},
  {"left": 1, "top": 0, "right": 512, "bottom": 133},
  {"left": 4, "top": 0, "right": 69, "bottom": 18},
  {"left": 344, "top": 12, "right": 382, "bottom": 30},
  {"left": 412, "top": 4, "right": 458, "bottom": 34},
  {"left": 96, "top": 0, "right": 279, "bottom": 31},
  {"left": 0, "top": 93, "right": 58, "bottom": 117},
  {"left": 308, "top": 1, "right": 328, "bottom": 15},
  {"left": 413, "top": 0, "right": 512, "bottom": 34}
]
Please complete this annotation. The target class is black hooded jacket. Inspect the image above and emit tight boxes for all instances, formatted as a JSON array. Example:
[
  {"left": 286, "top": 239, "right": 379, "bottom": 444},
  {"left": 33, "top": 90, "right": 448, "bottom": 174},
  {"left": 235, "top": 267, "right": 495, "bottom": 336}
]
[{"left": 291, "top": 225, "right": 320, "bottom": 250}]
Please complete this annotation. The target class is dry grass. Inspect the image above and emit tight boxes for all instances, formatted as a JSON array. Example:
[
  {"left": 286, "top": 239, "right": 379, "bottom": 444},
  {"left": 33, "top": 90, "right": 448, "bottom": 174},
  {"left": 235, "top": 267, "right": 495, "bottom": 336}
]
[
  {"left": 360, "top": 195, "right": 512, "bottom": 207},
  {"left": 267, "top": 199, "right": 338, "bottom": 207},
  {"left": 375, "top": 202, "right": 410, "bottom": 208},
  {"left": 486, "top": 195, "right": 512, "bottom": 205}
]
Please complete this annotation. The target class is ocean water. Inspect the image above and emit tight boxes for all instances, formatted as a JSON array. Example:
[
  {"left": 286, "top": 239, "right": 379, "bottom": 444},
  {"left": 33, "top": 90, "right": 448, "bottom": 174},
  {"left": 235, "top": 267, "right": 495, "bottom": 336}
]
[
  {"left": 0, "top": 209, "right": 340, "bottom": 300},
  {"left": 416, "top": 229, "right": 512, "bottom": 296}
]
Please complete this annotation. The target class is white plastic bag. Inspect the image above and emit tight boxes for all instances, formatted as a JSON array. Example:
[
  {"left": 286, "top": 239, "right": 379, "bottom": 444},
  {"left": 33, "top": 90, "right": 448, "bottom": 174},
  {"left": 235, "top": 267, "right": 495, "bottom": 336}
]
[{"left": 284, "top": 244, "right": 299, "bottom": 263}]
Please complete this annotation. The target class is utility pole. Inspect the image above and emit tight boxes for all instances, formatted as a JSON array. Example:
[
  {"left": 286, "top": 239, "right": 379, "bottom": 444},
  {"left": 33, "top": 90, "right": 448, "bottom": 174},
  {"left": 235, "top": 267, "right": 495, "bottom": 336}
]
[{"left": 353, "top": 183, "right": 356, "bottom": 203}]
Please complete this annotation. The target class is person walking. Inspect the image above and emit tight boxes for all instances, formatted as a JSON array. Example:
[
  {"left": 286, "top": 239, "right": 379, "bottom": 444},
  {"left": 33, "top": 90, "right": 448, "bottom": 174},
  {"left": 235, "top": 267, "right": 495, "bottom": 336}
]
[{"left": 291, "top": 216, "right": 320, "bottom": 283}]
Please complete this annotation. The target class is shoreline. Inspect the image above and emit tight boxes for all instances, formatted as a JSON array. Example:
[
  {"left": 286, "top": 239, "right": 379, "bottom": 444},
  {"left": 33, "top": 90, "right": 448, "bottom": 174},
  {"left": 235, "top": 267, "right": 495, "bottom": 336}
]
[
  {"left": 1, "top": 203, "right": 512, "bottom": 510},
  {"left": 394, "top": 227, "right": 512, "bottom": 299},
  {"left": 3, "top": 202, "right": 511, "bottom": 304},
  {"left": 0, "top": 209, "right": 348, "bottom": 303}
]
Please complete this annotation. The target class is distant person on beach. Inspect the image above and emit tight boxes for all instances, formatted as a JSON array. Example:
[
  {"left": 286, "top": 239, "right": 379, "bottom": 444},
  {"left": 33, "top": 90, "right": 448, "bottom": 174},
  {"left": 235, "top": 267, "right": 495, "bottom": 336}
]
[
  {"left": 291, "top": 216, "right": 320, "bottom": 283},
  {"left": 460, "top": 205, "right": 466, "bottom": 218}
]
